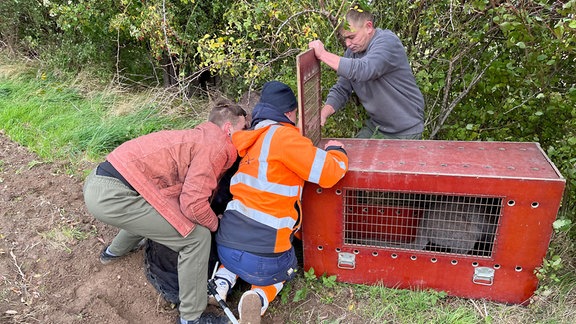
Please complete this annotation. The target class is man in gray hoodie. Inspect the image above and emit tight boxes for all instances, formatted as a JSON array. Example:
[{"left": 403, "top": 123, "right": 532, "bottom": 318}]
[{"left": 309, "top": 4, "right": 424, "bottom": 139}]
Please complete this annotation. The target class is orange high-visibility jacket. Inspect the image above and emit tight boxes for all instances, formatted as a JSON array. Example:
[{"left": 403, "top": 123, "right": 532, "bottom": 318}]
[{"left": 216, "top": 121, "right": 349, "bottom": 254}]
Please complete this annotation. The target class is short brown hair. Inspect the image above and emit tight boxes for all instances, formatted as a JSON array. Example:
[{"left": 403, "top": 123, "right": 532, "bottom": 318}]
[
  {"left": 345, "top": 4, "right": 374, "bottom": 28},
  {"left": 208, "top": 100, "right": 247, "bottom": 127}
]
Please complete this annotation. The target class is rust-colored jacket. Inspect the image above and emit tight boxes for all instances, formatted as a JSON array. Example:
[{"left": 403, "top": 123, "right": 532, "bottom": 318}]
[
  {"left": 107, "top": 122, "right": 237, "bottom": 236},
  {"left": 216, "top": 121, "right": 349, "bottom": 253}
]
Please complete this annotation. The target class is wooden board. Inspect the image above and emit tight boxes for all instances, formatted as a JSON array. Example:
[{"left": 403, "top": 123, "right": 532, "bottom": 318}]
[{"left": 296, "top": 49, "right": 322, "bottom": 146}]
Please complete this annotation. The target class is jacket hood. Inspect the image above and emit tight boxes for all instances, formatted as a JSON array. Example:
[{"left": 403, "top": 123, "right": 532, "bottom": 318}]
[{"left": 251, "top": 102, "right": 295, "bottom": 127}]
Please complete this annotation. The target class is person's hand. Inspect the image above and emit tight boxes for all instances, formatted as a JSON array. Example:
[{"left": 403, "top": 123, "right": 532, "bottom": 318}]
[
  {"left": 309, "top": 40, "right": 340, "bottom": 71},
  {"left": 324, "top": 140, "right": 344, "bottom": 150},
  {"left": 308, "top": 40, "right": 325, "bottom": 59},
  {"left": 320, "top": 105, "right": 335, "bottom": 126}
]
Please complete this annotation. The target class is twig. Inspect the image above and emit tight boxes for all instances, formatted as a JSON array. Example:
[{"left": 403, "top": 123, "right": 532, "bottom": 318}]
[
  {"left": 9, "top": 248, "right": 30, "bottom": 303},
  {"left": 449, "top": 0, "right": 455, "bottom": 31},
  {"left": 470, "top": 299, "right": 488, "bottom": 318},
  {"left": 272, "top": 8, "right": 342, "bottom": 50},
  {"left": 274, "top": 9, "right": 335, "bottom": 37},
  {"left": 430, "top": 54, "right": 499, "bottom": 138},
  {"left": 22, "top": 242, "right": 41, "bottom": 254},
  {"left": 115, "top": 28, "right": 121, "bottom": 84},
  {"left": 161, "top": 0, "right": 179, "bottom": 88},
  {"left": 10, "top": 249, "right": 26, "bottom": 281},
  {"left": 503, "top": 94, "right": 537, "bottom": 115}
]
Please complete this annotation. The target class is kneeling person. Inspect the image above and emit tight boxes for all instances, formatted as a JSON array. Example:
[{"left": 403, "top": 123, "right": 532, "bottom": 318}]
[
  {"left": 212, "top": 81, "right": 349, "bottom": 323},
  {"left": 83, "top": 101, "right": 247, "bottom": 324}
]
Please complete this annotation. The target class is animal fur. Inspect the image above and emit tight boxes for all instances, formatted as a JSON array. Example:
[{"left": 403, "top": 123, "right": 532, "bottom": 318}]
[{"left": 410, "top": 200, "right": 493, "bottom": 254}]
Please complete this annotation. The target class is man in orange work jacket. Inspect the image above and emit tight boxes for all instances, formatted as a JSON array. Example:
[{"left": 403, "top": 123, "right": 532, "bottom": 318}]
[{"left": 211, "top": 81, "right": 349, "bottom": 324}]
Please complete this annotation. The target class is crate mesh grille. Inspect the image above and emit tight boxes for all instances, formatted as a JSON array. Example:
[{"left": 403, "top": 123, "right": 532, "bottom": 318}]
[{"left": 343, "top": 189, "right": 502, "bottom": 257}]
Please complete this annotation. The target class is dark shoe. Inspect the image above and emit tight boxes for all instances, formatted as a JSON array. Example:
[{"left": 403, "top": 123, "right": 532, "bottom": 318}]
[
  {"left": 178, "top": 311, "right": 231, "bottom": 324},
  {"left": 100, "top": 239, "right": 146, "bottom": 265},
  {"left": 238, "top": 291, "right": 262, "bottom": 324}
]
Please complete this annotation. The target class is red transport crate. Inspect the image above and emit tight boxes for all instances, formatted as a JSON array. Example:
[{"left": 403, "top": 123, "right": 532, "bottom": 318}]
[{"left": 301, "top": 139, "right": 565, "bottom": 304}]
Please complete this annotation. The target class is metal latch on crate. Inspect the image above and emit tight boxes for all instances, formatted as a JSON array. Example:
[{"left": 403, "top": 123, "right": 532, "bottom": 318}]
[
  {"left": 337, "top": 252, "right": 356, "bottom": 269},
  {"left": 473, "top": 267, "right": 495, "bottom": 286}
]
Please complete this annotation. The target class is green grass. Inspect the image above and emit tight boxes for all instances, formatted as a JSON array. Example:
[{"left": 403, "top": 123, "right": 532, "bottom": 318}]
[
  {"left": 39, "top": 224, "right": 95, "bottom": 253},
  {"left": 0, "top": 66, "right": 206, "bottom": 163},
  {"left": 278, "top": 267, "right": 576, "bottom": 323}
]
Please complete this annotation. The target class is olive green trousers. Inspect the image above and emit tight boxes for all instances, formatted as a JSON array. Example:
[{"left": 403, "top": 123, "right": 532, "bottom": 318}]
[{"left": 83, "top": 169, "right": 210, "bottom": 321}]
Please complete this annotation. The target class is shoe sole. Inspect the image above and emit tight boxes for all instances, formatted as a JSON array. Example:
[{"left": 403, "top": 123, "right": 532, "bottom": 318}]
[
  {"left": 239, "top": 293, "right": 261, "bottom": 324},
  {"left": 99, "top": 256, "right": 117, "bottom": 265}
]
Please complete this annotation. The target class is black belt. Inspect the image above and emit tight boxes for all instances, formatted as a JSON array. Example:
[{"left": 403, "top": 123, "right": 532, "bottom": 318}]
[{"left": 96, "top": 161, "right": 136, "bottom": 191}]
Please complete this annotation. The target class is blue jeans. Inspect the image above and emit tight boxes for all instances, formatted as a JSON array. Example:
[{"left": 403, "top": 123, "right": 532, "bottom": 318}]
[{"left": 217, "top": 245, "right": 298, "bottom": 286}]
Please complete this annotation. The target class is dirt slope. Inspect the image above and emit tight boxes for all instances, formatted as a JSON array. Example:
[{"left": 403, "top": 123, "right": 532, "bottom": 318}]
[{"left": 0, "top": 131, "right": 183, "bottom": 323}]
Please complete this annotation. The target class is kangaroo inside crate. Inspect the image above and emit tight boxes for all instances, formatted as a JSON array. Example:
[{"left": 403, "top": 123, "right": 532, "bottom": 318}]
[{"left": 343, "top": 190, "right": 502, "bottom": 256}]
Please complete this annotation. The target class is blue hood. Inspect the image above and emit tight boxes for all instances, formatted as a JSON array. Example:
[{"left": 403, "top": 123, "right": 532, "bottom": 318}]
[{"left": 250, "top": 102, "right": 295, "bottom": 128}]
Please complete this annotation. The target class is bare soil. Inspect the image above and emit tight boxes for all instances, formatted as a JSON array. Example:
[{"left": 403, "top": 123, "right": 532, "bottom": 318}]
[{"left": 0, "top": 132, "right": 363, "bottom": 324}]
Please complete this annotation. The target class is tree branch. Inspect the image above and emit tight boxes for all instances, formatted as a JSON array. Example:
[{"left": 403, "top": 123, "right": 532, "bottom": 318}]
[{"left": 430, "top": 54, "right": 500, "bottom": 138}]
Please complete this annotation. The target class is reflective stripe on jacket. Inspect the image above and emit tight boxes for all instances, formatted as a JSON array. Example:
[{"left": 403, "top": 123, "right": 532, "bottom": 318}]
[{"left": 216, "top": 122, "right": 348, "bottom": 254}]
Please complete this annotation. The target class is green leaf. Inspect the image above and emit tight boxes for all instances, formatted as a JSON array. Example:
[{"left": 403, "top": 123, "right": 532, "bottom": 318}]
[
  {"left": 553, "top": 219, "right": 572, "bottom": 231},
  {"left": 304, "top": 267, "right": 316, "bottom": 281},
  {"left": 293, "top": 287, "right": 308, "bottom": 302}
]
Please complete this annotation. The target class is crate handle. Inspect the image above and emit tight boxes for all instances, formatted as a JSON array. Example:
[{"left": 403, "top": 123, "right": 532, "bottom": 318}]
[
  {"left": 473, "top": 267, "right": 495, "bottom": 286},
  {"left": 338, "top": 252, "right": 356, "bottom": 270}
]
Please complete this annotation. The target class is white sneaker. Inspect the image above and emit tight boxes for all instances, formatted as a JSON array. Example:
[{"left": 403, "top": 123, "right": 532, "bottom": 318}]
[{"left": 208, "top": 278, "right": 230, "bottom": 305}]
